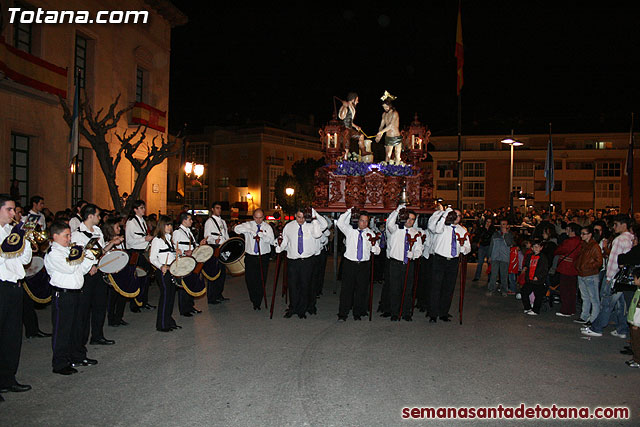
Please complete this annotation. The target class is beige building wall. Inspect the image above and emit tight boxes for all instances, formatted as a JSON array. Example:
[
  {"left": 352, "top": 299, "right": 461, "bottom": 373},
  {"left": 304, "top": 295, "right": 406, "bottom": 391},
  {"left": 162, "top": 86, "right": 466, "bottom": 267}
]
[{"left": 0, "top": 0, "right": 185, "bottom": 213}]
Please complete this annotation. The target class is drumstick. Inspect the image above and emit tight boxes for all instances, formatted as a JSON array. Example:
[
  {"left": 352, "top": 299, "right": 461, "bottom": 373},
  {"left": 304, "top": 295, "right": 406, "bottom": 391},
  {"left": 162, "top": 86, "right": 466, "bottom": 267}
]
[{"left": 97, "top": 257, "right": 122, "bottom": 269}]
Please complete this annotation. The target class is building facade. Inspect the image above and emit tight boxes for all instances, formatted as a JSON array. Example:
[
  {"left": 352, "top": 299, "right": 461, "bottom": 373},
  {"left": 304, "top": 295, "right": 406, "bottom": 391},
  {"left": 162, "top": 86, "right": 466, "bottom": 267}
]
[
  {"left": 429, "top": 132, "right": 639, "bottom": 212},
  {"left": 0, "top": 0, "right": 185, "bottom": 213},
  {"left": 166, "top": 124, "right": 323, "bottom": 215}
]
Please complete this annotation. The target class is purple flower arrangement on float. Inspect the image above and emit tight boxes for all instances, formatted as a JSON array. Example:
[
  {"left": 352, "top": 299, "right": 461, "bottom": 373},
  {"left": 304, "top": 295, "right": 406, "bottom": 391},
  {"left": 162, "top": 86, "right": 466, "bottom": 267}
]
[{"left": 332, "top": 160, "right": 415, "bottom": 177}]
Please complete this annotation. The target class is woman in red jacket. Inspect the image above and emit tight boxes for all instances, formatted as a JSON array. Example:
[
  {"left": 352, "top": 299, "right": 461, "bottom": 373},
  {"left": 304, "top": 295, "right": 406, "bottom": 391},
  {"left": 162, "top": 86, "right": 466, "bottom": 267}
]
[{"left": 554, "top": 223, "right": 582, "bottom": 317}]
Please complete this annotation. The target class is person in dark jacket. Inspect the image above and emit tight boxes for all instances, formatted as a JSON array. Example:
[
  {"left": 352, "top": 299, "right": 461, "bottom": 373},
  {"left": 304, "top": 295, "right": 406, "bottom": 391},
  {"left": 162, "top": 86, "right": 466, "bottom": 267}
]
[
  {"left": 521, "top": 240, "right": 550, "bottom": 315},
  {"left": 574, "top": 225, "right": 604, "bottom": 325},
  {"left": 472, "top": 217, "right": 493, "bottom": 281}
]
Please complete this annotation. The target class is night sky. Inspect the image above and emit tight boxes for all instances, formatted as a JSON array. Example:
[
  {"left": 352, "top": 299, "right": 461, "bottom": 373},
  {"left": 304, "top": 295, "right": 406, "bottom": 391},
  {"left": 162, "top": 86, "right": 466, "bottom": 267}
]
[{"left": 169, "top": 2, "right": 640, "bottom": 137}]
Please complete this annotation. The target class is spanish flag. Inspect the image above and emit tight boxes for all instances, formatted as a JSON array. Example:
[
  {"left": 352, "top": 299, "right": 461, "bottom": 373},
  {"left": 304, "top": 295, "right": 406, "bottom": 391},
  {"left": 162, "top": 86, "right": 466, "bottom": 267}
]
[
  {"left": 455, "top": 2, "right": 464, "bottom": 95},
  {"left": 131, "top": 102, "right": 166, "bottom": 133},
  {"left": 0, "top": 36, "right": 67, "bottom": 98}
]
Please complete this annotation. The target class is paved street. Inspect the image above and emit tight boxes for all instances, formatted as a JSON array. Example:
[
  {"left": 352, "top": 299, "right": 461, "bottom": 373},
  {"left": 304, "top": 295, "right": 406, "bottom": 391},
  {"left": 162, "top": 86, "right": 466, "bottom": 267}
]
[{"left": 2, "top": 261, "right": 637, "bottom": 426}]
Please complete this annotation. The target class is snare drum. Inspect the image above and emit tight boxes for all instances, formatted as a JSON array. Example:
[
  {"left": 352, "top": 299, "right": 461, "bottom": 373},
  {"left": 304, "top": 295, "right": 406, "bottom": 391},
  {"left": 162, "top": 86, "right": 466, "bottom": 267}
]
[
  {"left": 25, "top": 255, "right": 45, "bottom": 277},
  {"left": 192, "top": 244, "right": 214, "bottom": 263},
  {"left": 98, "top": 250, "right": 129, "bottom": 274},
  {"left": 169, "top": 256, "right": 197, "bottom": 278},
  {"left": 218, "top": 237, "right": 246, "bottom": 276},
  {"left": 23, "top": 256, "right": 52, "bottom": 303}
]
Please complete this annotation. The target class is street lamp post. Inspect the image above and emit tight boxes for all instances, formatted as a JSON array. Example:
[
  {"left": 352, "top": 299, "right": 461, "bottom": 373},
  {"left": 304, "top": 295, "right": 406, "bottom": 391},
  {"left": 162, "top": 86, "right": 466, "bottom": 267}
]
[
  {"left": 285, "top": 187, "right": 295, "bottom": 215},
  {"left": 501, "top": 130, "right": 523, "bottom": 216}
]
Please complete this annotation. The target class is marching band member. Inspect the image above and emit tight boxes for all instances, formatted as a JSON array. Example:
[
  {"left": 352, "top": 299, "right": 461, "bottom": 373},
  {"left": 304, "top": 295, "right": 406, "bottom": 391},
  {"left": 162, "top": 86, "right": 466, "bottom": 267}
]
[
  {"left": 22, "top": 195, "right": 46, "bottom": 229},
  {"left": 45, "top": 221, "right": 96, "bottom": 375},
  {"left": 150, "top": 215, "right": 179, "bottom": 332},
  {"left": 234, "top": 208, "right": 275, "bottom": 310},
  {"left": 125, "top": 200, "right": 154, "bottom": 312},
  {"left": 386, "top": 204, "right": 423, "bottom": 321},
  {"left": 71, "top": 204, "right": 121, "bottom": 346},
  {"left": 172, "top": 212, "right": 206, "bottom": 316},
  {"left": 275, "top": 207, "right": 327, "bottom": 319},
  {"left": 336, "top": 208, "right": 380, "bottom": 321},
  {"left": 427, "top": 206, "right": 471, "bottom": 323},
  {"left": 0, "top": 195, "right": 33, "bottom": 397},
  {"left": 103, "top": 218, "right": 133, "bottom": 327},
  {"left": 204, "top": 202, "right": 229, "bottom": 304}
]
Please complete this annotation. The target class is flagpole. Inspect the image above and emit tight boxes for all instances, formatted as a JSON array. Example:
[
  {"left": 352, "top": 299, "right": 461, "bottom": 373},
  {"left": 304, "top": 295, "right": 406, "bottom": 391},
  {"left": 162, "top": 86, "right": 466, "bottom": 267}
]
[
  {"left": 455, "top": 0, "right": 463, "bottom": 209},
  {"left": 548, "top": 122, "right": 552, "bottom": 212},
  {"left": 457, "top": 92, "right": 461, "bottom": 208},
  {"left": 630, "top": 112, "right": 635, "bottom": 215}
]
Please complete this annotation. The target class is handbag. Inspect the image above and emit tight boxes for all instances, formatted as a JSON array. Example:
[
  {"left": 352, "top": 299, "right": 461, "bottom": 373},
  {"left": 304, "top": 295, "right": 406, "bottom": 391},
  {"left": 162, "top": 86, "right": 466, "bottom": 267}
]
[{"left": 612, "top": 265, "right": 638, "bottom": 293}]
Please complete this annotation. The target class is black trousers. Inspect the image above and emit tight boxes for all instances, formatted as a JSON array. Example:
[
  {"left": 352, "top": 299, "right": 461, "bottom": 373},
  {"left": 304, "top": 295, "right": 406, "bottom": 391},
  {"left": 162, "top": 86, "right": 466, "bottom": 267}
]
[
  {"left": 129, "top": 250, "right": 150, "bottom": 310},
  {"left": 521, "top": 281, "right": 546, "bottom": 314},
  {"left": 51, "top": 289, "right": 84, "bottom": 370},
  {"left": 417, "top": 257, "right": 432, "bottom": 311},
  {"left": 389, "top": 259, "right": 415, "bottom": 317},
  {"left": 156, "top": 270, "right": 177, "bottom": 330},
  {"left": 379, "top": 256, "right": 392, "bottom": 313},
  {"left": 307, "top": 254, "right": 323, "bottom": 313},
  {"left": 339, "top": 259, "right": 371, "bottom": 318},
  {"left": 245, "top": 254, "right": 270, "bottom": 308},
  {"left": 178, "top": 288, "right": 195, "bottom": 315},
  {"left": 315, "top": 248, "right": 328, "bottom": 296},
  {"left": 207, "top": 265, "right": 227, "bottom": 303},
  {"left": 107, "top": 287, "right": 127, "bottom": 325},
  {"left": 79, "top": 272, "right": 108, "bottom": 346},
  {"left": 22, "top": 289, "right": 40, "bottom": 336},
  {"left": 0, "top": 282, "right": 24, "bottom": 387},
  {"left": 373, "top": 252, "right": 386, "bottom": 282},
  {"left": 287, "top": 258, "right": 314, "bottom": 316},
  {"left": 429, "top": 254, "right": 460, "bottom": 318}
]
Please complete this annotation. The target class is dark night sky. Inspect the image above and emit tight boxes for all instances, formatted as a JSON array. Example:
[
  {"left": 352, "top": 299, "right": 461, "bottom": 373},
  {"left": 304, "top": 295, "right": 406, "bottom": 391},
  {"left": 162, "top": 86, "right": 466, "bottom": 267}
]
[{"left": 168, "top": 2, "right": 640, "bottom": 137}]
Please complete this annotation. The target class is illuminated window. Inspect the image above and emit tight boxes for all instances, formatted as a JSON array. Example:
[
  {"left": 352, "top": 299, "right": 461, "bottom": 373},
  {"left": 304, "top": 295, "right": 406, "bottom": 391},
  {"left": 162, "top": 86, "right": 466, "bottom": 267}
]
[{"left": 596, "top": 141, "right": 613, "bottom": 150}]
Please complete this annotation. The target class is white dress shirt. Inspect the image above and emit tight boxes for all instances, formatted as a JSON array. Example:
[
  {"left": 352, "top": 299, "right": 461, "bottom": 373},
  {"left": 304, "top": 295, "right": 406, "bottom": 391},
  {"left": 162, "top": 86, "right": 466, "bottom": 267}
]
[
  {"left": 276, "top": 209, "right": 328, "bottom": 259},
  {"left": 386, "top": 205, "right": 423, "bottom": 262},
  {"left": 205, "top": 215, "right": 229, "bottom": 245},
  {"left": 22, "top": 210, "right": 46, "bottom": 229},
  {"left": 71, "top": 222, "right": 106, "bottom": 266},
  {"left": 68, "top": 214, "right": 82, "bottom": 232},
  {"left": 234, "top": 220, "right": 275, "bottom": 255},
  {"left": 428, "top": 208, "right": 471, "bottom": 258},
  {"left": 420, "top": 227, "right": 435, "bottom": 259},
  {"left": 126, "top": 215, "right": 149, "bottom": 250},
  {"left": 172, "top": 225, "right": 198, "bottom": 254},
  {"left": 0, "top": 223, "right": 33, "bottom": 282},
  {"left": 44, "top": 242, "right": 94, "bottom": 289},
  {"left": 150, "top": 235, "right": 176, "bottom": 269},
  {"left": 337, "top": 210, "right": 380, "bottom": 262}
]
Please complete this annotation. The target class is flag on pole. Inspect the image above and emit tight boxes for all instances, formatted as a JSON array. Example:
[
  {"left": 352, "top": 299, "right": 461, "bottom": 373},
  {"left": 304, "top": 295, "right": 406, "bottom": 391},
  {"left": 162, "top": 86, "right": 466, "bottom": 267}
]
[
  {"left": 544, "top": 133, "right": 554, "bottom": 195},
  {"left": 625, "top": 121, "right": 634, "bottom": 195},
  {"left": 69, "top": 69, "right": 79, "bottom": 169},
  {"left": 455, "top": 2, "right": 464, "bottom": 95}
]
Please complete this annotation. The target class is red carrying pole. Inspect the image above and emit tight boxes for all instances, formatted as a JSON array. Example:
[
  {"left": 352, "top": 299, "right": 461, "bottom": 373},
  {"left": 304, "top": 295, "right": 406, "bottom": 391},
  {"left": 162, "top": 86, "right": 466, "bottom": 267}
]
[
  {"left": 282, "top": 257, "right": 288, "bottom": 305},
  {"left": 269, "top": 253, "right": 282, "bottom": 319}
]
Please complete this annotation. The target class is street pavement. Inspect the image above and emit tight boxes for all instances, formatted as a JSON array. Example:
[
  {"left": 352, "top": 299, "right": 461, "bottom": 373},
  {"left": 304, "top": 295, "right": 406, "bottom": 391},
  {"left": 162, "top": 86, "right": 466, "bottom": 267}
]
[{"left": 1, "top": 260, "right": 637, "bottom": 426}]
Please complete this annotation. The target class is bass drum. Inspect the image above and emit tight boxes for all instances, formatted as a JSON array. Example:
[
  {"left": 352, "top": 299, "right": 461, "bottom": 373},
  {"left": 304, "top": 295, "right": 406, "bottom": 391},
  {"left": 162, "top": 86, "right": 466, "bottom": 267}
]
[
  {"left": 179, "top": 271, "right": 207, "bottom": 297},
  {"left": 104, "top": 264, "right": 140, "bottom": 298},
  {"left": 23, "top": 256, "right": 52, "bottom": 304},
  {"left": 169, "top": 256, "right": 197, "bottom": 278},
  {"left": 218, "top": 237, "right": 245, "bottom": 276}
]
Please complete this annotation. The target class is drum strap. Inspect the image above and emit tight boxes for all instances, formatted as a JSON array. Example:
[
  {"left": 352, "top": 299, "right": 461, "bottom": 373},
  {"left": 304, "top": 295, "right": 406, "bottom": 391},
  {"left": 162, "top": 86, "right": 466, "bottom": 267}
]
[{"left": 133, "top": 216, "right": 148, "bottom": 236}]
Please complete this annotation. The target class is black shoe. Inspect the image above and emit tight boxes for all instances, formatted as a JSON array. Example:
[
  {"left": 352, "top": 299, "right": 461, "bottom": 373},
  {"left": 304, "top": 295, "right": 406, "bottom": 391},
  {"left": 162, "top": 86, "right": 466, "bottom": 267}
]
[
  {"left": 0, "top": 382, "right": 32, "bottom": 393},
  {"left": 284, "top": 311, "right": 293, "bottom": 318},
  {"left": 157, "top": 328, "right": 172, "bottom": 332},
  {"left": 338, "top": 316, "right": 347, "bottom": 322},
  {"left": 130, "top": 307, "right": 141, "bottom": 313},
  {"left": 253, "top": 305, "right": 261, "bottom": 311},
  {"left": 208, "top": 300, "right": 220, "bottom": 305},
  {"left": 620, "top": 349, "right": 633, "bottom": 355},
  {"left": 354, "top": 315, "right": 362, "bottom": 321},
  {"left": 390, "top": 315, "right": 399, "bottom": 321},
  {"left": 298, "top": 314, "right": 307, "bottom": 319},
  {"left": 107, "top": 322, "right": 120, "bottom": 327},
  {"left": 402, "top": 315, "right": 413, "bottom": 322},
  {"left": 170, "top": 325, "right": 182, "bottom": 330},
  {"left": 142, "top": 303, "right": 156, "bottom": 310},
  {"left": 308, "top": 308, "right": 317, "bottom": 315},
  {"left": 71, "top": 358, "right": 97, "bottom": 367},
  {"left": 218, "top": 297, "right": 230, "bottom": 301},
  {"left": 0, "top": 394, "right": 4, "bottom": 401},
  {"left": 26, "top": 330, "right": 51, "bottom": 338},
  {"left": 418, "top": 307, "right": 426, "bottom": 312},
  {"left": 192, "top": 309, "right": 202, "bottom": 314},
  {"left": 90, "top": 338, "right": 115, "bottom": 345},
  {"left": 53, "top": 366, "right": 77, "bottom": 375},
  {"left": 119, "top": 320, "right": 129, "bottom": 326},
  {"left": 181, "top": 313, "right": 193, "bottom": 317},
  {"left": 472, "top": 278, "right": 479, "bottom": 282},
  {"left": 439, "top": 316, "right": 452, "bottom": 322},
  {"left": 376, "top": 305, "right": 383, "bottom": 313},
  {"left": 429, "top": 317, "right": 437, "bottom": 323},
  {"left": 381, "top": 312, "right": 391, "bottom": 318}
]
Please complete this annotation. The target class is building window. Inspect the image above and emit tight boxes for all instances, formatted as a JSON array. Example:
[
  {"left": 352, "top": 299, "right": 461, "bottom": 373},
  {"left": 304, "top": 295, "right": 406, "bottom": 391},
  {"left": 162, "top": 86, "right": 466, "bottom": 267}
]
[
  {"left": 566, "top": 162, "right": 594, "bottom": 170},
  {"left": 534, "top": 181, "right": 562, "bottom": 191},
  {"left": 72, "top": 148, "right": 85, "bottom": 206},
  {"left": 596, "top": 141, "right": 613, "bottom": 150},
  {"left": 462, "top": 202, "right": 484, "bottom": 211},
  {"left": 185, "top": 144, "right": 209, "bottom": 208},
  {"left": 596, "top": 182, "right": 620, "bottom": 198},
  {"left": 235, "top": 178, "right": 248, "bottom": 187},
  {"left": 513, "top": 162, "right": 534, "bottom": 177},
  {"left": 287, "top": 153, "right": 294, "bottom": 161},
  {"left": 463, "top": 162, "right": 485, "bottom": 178},
  {"left": 437, "top": 161, "right": 458, "bottom": 178},
  {"left": 535, "top": 161, "right": 563, "bottom": 171},
  {"left": 218, "top": 177, "right": 229, "bottom": 187},
  {"left": 479, "top": 143, "right": 494, "bottom": 151},
  {"left": 10, "top": 133, "right": 29, "bottom": 207},
  {"left": 75, "top": 34, "right": 88, "bottom": 88},
  {"left": 436, "top": 180, "right": 457, "bottom": 191},
  {"left": 268, "top": 166, "right": 284, "bottom": 209},
  {"left": 596, "top": 162, "right": 621, "bottom": 177},
  {"left": 135, "top": 67, "right": 144, "bottom": 102},
  {"left": 462, "top": 182, "right": 484, "bottom": 198},
  {"left": 13, "top": 3, "right": 32, "bottom": 54}
]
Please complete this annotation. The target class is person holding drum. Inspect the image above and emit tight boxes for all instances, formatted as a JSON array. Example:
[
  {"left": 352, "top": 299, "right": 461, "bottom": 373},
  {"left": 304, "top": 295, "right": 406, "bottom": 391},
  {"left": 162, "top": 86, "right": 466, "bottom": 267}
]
[
  {"left": 275, "top": 207, "right": 328, "bottom": 319},
  {"left": 0, "top": 195, "right": 33, "bottom": 397},
  {"left": 204, "top": 202, "right": 230, "bottom": 305},
  {"left": 102, "top": 218, "right": 135, "bottom": 327},
  {"left": 72, "top": 204, "right": 122, "bottom": 347},
  {"left": 234, "top": 208, "right": 275, "bottom": 311},
  {"left": 150, "top": 215, "right": 179, "bottom": 332},
  {"left": 125, "top": 200, "right": 155, "bottom": 312},
  {"left": 172, "top": 212, "right": 207, "bottom": 317}
]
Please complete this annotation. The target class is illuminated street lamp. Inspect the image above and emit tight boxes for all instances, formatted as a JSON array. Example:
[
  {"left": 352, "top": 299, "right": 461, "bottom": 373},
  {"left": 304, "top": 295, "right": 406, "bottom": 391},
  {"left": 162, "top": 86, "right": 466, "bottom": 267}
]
[
  {"left": 285, "top": 187, "right": 295, "bottom": 197},
  {"left": 501, "top": 130, "right": 524, "bottom": 214}
]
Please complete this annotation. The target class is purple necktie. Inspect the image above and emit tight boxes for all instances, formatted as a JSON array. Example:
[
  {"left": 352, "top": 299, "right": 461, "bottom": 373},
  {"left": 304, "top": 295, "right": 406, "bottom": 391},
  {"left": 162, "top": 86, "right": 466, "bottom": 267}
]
[
  {"left": 357, "top": 230, "right": 363, "bottom": 261},
  {"left": 451, "top": 226, "right": 457, "bottom": 257},
  {"left": 254, "top": 224, "right": 261, "bottom": 254},
  {"left": 297, "top": 224, "right": 304, "bottom": 255},
  {"left": 403, "top": 230, "right": 409, "bottom": 264}
]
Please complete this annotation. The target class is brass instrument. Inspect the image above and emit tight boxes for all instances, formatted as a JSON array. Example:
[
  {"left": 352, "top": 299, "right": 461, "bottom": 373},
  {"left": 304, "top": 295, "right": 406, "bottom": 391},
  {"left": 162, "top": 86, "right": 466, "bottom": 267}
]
[
  {"left": 84, "top": 238, "right": 103, "bottom": 259},
  {"left": 11, "top": 219, "right": 49, "bottom": 252}
]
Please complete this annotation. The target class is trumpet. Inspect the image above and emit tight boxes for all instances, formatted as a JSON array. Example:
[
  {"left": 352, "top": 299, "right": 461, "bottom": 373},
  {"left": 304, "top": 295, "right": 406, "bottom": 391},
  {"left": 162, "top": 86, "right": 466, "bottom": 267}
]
[{"left": 11, "top": 218, "right": 49, "bottom": 251}]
